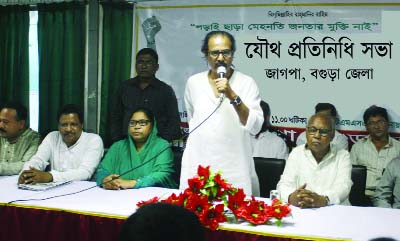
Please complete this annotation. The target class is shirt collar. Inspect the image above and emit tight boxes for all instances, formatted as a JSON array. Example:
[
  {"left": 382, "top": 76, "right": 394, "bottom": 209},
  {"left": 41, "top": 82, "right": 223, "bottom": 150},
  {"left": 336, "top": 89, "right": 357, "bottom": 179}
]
[
  {"left": 63, "top": 131, "right": 85, "bottom": 149},
  {"left": 304, "top": 143, "right": 337, "bottom": 164},
  {"left": 131, "top": 76, "right": 160, "bottom": 88},
  {"left": 366, "top": 135, "right": 392, "bottom": 148}
]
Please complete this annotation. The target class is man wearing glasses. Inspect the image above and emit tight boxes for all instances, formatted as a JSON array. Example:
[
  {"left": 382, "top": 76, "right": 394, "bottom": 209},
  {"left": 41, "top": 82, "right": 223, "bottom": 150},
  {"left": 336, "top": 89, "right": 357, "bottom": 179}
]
[
  {"left": 180, "top": 31, "right": 263, "bottom": 196},
  {"left": 350, "top": 105, "right": 400, "bottom": 203},
  {"left": 296, "top": 103, "right": 349, "bottom": 150},
  {"left": 110, "top": 48, "right": 181, "bottom": 144},
  {"left": 277, "top": 113, "right": 352, "bottom": 208}
]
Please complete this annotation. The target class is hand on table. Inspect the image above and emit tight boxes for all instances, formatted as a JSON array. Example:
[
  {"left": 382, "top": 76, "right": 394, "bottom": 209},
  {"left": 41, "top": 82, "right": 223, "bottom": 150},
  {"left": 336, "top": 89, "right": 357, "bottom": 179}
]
[
  {"left": 102, "top": 174, "right": 136, "bottom": 190},
  {"left": 18, "top": 167, "right": 53, "bottom": 184},
  {"left": 288, "top": 184, "right": 328, "bottom": 208}
]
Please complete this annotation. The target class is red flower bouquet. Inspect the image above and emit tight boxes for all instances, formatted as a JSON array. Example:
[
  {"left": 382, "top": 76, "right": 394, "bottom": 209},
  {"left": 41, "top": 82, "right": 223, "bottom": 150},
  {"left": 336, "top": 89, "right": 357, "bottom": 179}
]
[{"left": 137, "top": 165, "right": 291, "bottom": 230}]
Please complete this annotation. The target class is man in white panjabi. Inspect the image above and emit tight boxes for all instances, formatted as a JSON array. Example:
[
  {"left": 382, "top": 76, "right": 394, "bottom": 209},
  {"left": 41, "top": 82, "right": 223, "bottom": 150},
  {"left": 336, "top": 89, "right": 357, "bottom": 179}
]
[{"left": 180, "top": 31, "right": 263, "bottom": 196}]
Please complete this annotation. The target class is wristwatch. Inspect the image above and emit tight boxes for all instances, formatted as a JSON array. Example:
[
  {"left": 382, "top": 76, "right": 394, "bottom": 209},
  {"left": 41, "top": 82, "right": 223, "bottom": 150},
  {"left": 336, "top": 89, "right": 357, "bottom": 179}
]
[{"left": 230, "top": 96, "right": 242, "bottom": 106}]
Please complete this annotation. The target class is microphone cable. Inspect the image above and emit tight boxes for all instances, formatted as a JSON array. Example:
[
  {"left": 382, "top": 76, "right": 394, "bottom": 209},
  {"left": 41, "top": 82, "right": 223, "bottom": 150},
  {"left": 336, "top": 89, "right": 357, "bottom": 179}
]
[{"left": 7, "top": 97, "right": 225, "bottom": 204}]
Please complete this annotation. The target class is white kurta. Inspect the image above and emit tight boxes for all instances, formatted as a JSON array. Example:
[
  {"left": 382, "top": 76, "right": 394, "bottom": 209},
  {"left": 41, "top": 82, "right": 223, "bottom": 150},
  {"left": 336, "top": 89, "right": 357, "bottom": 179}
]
[
  {"left": 277, "top": 144, "right": 353, "bottom": 205},
  {"left": 252, "top": 131, "right": 289, "bottom": 160},
  {"left": 180, "top": 70, "right": 263, "bottom": 195}
]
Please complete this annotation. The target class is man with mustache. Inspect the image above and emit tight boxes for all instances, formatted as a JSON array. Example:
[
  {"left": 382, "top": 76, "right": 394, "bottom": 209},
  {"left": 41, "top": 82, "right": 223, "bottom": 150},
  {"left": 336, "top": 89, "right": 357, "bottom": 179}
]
[
  {"left": 110, "top": 48, "right": 181, "bottom": 144},
  {"left": 351, "top": 105, "right": 400, "bottom": 203},
  {"left": 180, "top": 31, "right": 263, "bottom": 196},
  {"left": 277, "top": 113, "right": 352, "bottom": 208},
  {"left": 0, "top": 102, "right": 40, "bottom": 175},
  {"left": 18, "top": 104, "right": 103, "bottom": 184},
  {"left": 296, "top": 103, "right": 349, "bottom": 151}
]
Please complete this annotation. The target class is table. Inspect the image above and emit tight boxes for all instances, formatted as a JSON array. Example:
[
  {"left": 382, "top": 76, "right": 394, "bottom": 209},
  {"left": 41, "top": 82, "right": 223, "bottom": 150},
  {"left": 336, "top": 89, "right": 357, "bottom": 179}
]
[{"left": 1, "top": 176, "right": 399, "bottom": 241}]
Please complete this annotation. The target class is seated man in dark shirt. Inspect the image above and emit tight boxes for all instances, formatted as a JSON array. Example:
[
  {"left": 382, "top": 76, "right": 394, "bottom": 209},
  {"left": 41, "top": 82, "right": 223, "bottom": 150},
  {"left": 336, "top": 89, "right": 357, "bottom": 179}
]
[{"left": 110, "top": 48, "right": 181, "bottom": 143}]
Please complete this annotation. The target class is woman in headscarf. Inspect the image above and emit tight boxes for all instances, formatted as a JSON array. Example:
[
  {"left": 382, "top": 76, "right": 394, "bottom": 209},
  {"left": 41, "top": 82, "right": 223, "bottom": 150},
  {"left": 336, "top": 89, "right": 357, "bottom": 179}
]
[{"left": 96, "top": 107, "right": 177, "bottom": 190}]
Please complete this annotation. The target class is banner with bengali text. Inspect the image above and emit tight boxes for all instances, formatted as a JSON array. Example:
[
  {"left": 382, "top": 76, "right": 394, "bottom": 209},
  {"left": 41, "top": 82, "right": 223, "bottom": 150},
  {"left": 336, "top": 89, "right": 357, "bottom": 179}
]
[{"left": 133, "top": 1, "right": 400, "bottom": 144}]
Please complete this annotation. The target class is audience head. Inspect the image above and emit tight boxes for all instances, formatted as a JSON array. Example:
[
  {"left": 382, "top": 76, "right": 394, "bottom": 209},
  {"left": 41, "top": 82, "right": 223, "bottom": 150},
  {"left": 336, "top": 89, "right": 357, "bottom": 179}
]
[
  {"left": 128, "top": 107, "right": 155, "bottom": 146},
  {"left": 57, "top": 104, "right": 83, "bottom": 147},
  {"left": 119, "top": 203, "right": 205, "bottom": 241},
  {"left": 369, "top": 238, "right": 398, "bottom": 241},
  {"left": 201, "top": 31, "right": 235, "bottom": 75},
  {"left": 0, "top": 101, "right": 28, "bottom": 142},
  {"left": 135, "top": 48, "right": 159, "bottom": 79},
  {"left": 315, "top": 103, "right": 337, "bottom": 118},
  {"left": 363, "top": 105, "right": 389, "bottom": 139},
  {"left": 306, "top": 113, "right": 335, "bottom": 156}
]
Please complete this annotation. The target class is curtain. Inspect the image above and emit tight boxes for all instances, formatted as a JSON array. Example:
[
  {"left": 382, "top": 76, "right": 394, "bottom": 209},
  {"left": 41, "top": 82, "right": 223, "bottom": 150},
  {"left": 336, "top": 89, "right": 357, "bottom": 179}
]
[
  {"left": 0, "top": 5, "right": 30, "bottom": 108},
  {"left": 37, "top": 2, "right": 86, "bottom": 135},
  {"left": 99, "top": 2, "right": 133, "bottom": 147},
  {"left": 0, "top": 0, "right": 85, "bottom": 6}
]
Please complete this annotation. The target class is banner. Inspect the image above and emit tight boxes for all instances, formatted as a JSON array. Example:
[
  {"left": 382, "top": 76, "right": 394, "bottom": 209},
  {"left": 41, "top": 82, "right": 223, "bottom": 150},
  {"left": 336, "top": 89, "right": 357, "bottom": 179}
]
[{"left": 133, "top": 1, "right": 400, "bottom": 144}]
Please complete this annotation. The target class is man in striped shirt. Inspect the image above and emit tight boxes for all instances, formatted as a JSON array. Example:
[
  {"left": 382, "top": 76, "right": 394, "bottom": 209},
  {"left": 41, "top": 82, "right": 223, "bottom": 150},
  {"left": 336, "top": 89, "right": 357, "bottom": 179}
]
[
  {"left": 0, "top": 102, "right": 40, "bottom": 175},
  {"left": 350, "top": 105, "right": 400, "bottom": 203}
]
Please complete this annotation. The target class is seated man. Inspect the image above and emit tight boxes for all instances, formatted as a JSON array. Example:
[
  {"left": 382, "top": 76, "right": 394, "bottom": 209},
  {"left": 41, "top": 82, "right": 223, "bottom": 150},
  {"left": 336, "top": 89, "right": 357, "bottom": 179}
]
[
  {"left": 351, "top": 105, "right": 400, "bottom": 201},
  {"left": 252, "top": 101, "right": 289, "bottom": 160},
  {"left": 18, "top": 104, "right": 103, "bottom": 184},
  {"left": 372, "top": 157, "right": 400, "bottom": 209},
  {"left": 277, "top": 113, "right": 352, "bottom": 208},
  {"left": 0, "top": 102, "right": 41, "bottom": 175},
  {"left": 120, "top": 203, "right": 204, "bottom": 241},
  {"left": 296, "top": 103, "right": 348, "bottom": 150}
]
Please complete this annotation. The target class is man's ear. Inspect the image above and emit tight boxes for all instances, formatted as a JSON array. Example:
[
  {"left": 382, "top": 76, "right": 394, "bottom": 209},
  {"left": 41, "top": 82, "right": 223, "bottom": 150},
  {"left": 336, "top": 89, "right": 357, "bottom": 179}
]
[
  {"left": 18, "top": 119, "right": 26, "bottom": 131},
  {"left": 330, "top": 130, "right": 335, "bottom": 141}
]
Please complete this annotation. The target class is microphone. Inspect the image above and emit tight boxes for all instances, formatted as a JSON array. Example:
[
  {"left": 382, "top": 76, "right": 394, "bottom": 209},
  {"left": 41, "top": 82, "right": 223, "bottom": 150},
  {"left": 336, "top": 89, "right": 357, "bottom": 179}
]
[{"left": 216, "top": 63, "right": 227, "bottom": 101}]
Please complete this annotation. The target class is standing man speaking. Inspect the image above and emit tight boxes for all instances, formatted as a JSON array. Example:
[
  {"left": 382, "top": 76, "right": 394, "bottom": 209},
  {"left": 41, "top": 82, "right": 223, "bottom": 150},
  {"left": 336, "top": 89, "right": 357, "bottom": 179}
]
[{"left": 180, "top": 31, "right": 263, "bottom": 195}]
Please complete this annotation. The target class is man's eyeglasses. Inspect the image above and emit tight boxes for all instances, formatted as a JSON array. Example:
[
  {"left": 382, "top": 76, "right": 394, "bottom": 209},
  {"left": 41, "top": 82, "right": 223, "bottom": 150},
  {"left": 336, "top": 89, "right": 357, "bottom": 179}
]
[
  {"left": 366, "top": 120, "right": 387, "bottom": 127},
  {"left": 136, "top": 61, "right": 155, "bottom": 66},
  {"left": 307, "top": 127, "right": 331, "bottom": 137},
  {"left": 208, "top": 49, "right": 233, "bottom": 58},
  {"left": 129, "top": 119, "right": 151, "bottom": 127}
]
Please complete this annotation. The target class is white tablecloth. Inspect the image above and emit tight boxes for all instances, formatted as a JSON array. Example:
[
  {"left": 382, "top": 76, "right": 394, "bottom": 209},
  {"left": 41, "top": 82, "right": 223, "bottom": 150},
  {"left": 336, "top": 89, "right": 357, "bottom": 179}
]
[{"left": 1, "top": 175, "right": 399, "bottom": 241}]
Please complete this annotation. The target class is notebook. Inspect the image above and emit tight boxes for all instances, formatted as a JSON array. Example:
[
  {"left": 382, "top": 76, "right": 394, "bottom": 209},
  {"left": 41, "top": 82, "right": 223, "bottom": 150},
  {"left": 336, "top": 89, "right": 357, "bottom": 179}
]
[{"left": 18, "top": 181, "right": 72, "bottom": 191}]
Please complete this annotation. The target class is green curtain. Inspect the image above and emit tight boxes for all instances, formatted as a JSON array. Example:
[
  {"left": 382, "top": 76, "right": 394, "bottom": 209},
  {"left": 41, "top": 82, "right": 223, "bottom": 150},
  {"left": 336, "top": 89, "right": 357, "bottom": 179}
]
[
  {"left": 0, "top": 5, "right": 30, "bottom": 108},
  {"left": 37, "top": 2, "right": 86, "bottom": 135},
  {"left": 99, "top": 3, "right": 133, "bottom": 147}
]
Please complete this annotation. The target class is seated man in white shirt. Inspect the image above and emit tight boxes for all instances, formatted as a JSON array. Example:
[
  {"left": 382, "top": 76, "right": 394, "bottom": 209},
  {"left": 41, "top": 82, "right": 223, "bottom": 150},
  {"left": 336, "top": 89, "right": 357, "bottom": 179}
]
[
  {"left": 296, "top": 103, "right": 348, "bottom": 150},
  {"left": 18, "top": 104, "right": 104, "bottom": 184},
  {"left": 277, "top": 113, "right": 352, "bottom": 208},
  {"left": 252, "top": 101, "right": 289, "bottom": 160}
]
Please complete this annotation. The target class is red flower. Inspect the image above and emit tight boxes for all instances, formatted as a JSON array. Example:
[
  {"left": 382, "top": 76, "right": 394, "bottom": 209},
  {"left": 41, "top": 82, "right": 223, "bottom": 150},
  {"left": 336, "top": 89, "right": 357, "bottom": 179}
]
[
  {"left": 136, "top": 196, "right": 159, "bottom": 207},
  {"left": 197, "top": 165, "right": 211, "bottom": 180},
  {"left": 235, "top": 197, "right": 270, "bottom": 225},
  {"left": 188, "top": 176, "right": 206, "bottom": 191},
  {"left": 185, "top": 193, "right": 211, "bottom": 214},
  {"left": 137, "top": 165, "right": 291, "bottom": 230},
  {"left": 227, "top": 188, "right": 246, "bottom": 212},
  {"left": 198, "top": 204, "right": 227, "bottom": 230},
  {"left": 161, "top": 193, "right": 185, "bottom": 206},
  {"left": 266, "top": 199, "right": 292, "bottom": 220},
  {"left": 214, "top": 173, "right": 232, "bottom": 190}
]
